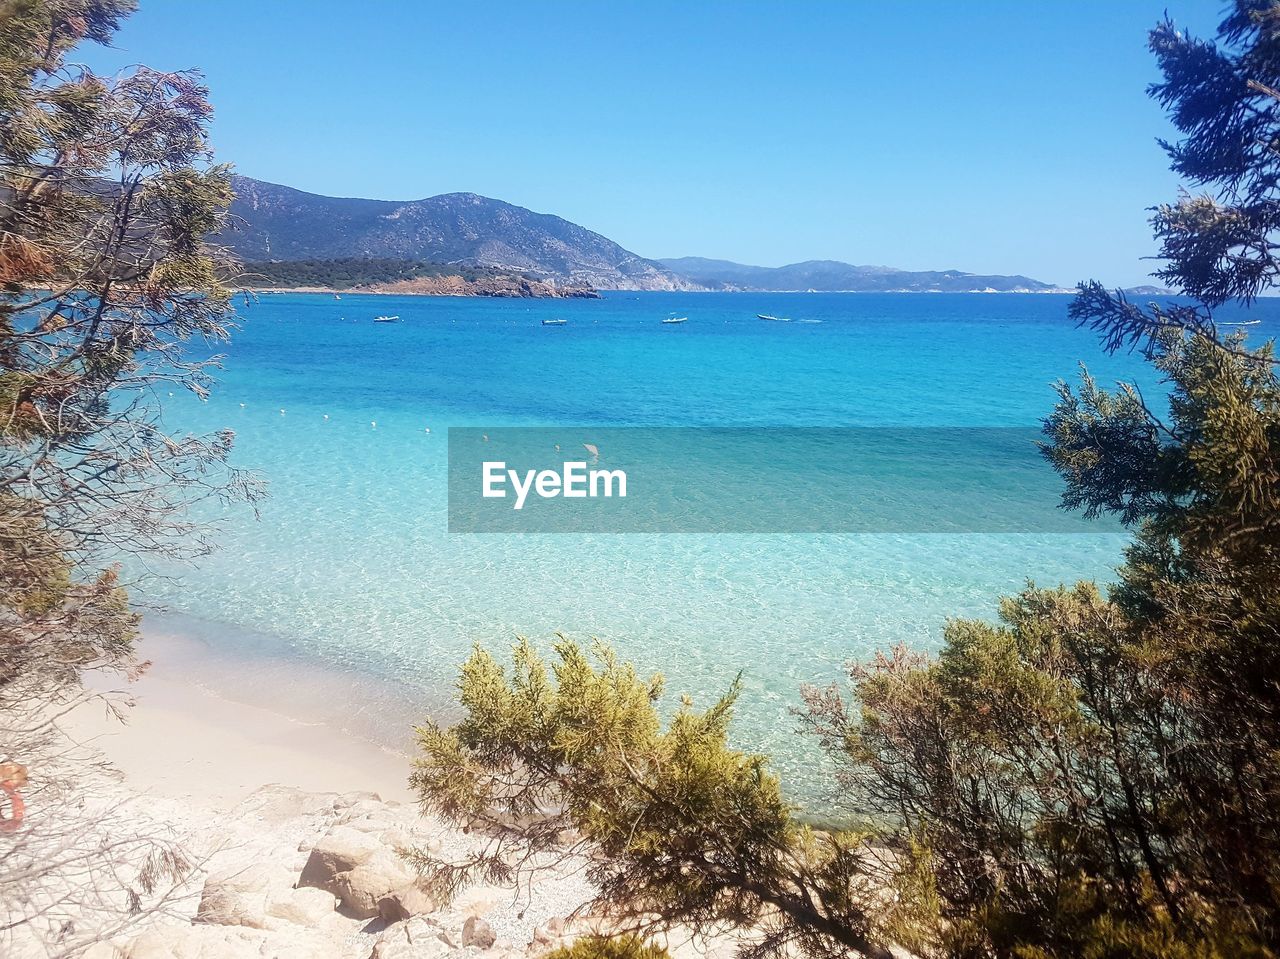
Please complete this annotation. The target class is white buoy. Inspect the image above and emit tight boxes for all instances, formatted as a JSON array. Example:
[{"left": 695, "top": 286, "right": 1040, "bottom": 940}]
[
  {"left": 167, "top": 391, "right": 174, "bottom": 397},
  {"left": 323, "top": 414, "right": 329, "bottom": 420},
  {"left": 424, "top": 427, "right": 430, "bottom": 433},
  {"left": 279, "top": 409, "right": 286, "bottom": 415},
  {"left": 239, "top": 402, "right": 245, "bottom": 407},
  {"left": 482, "top": 434, "right": 489, "bottom": 442},
  {"left": 555, "top": 444, "right": 561, "bottom": 451},
  {"left": 371, "top": 421, "right": 377, "bottom": 428}
]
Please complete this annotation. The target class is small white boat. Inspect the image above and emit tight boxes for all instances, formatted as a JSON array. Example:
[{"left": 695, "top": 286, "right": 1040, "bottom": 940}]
[
  {"left": 757, "top": 313, "right": 792, "bottom": 322},
  {"left": 662, "top": 316, "right": 688, "bottom": 324},
  {"left": 1221, "top": 319, "right": 1261, "bottom": 326},
  {"left": 373, "top": 315, "right": 401, "bottom": 323},
  {"left": 542, "top": 318, "right": 567, "bottom": 326}
]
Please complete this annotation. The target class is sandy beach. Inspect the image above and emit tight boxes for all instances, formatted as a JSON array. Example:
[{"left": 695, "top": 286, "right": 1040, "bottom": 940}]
[
  {"left": 63, "top": 638, "right": 417, "bottom": 809},
  {"left": 8, "top": 626, "right": 609, "bottom": 958}
]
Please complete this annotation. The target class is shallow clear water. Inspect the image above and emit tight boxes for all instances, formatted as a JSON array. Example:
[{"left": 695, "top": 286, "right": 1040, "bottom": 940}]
[{"left": 139, "top": 291, "right": 1279, "bottom": 799}]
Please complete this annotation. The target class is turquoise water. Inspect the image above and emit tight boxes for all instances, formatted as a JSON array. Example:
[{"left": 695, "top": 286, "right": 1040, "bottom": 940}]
[{"left": 143, "top": 291, "right": 1278, "bottom": 797}]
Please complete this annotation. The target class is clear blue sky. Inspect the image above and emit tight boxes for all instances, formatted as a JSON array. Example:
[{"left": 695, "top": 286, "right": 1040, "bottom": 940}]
[{"left": 80, "top": 0, "right": 1230, "bottom": 287}]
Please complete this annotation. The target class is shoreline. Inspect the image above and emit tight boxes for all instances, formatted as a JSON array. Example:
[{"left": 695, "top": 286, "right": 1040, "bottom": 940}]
[
  {"left": 63, "top": 621, "right": 423, "bottom": 809},
  {"left": 242, "top": 286, "right": 1082, "bottom": 296},
  {"left": 31, "top": 621, "right": 608, "bottom": 958},
  {"left": 244, "top": 286, "right": 598, "bottom": 299},
  {"left": 241, "top": 274, "right": 602, "bottom": 299}
]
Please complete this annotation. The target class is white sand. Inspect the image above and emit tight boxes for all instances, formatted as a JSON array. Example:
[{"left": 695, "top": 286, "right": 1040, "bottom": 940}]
[
  {"left": 9, "top": 625, "right": 601, "bottom": 958},
  {"left": 63, "top": 670, "right": 416, "bottom": 811},
  {"left": 10, "top": 624, "right": 756, "bottom": 959},
  {"left": 62, "top": 628, "right": 417, "bottom": 809}
]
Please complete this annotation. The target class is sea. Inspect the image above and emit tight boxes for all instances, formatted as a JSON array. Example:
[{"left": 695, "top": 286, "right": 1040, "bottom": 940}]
[{"left": 138, "top": 291, "right": 1279, "bottom": 803}]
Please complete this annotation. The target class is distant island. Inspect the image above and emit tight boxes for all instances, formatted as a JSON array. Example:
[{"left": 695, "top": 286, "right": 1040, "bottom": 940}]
[
  {"left": 657, "top": 256, "right": 1067, "bottom": 294},
  {"left": 222, "top": 176, "right": 1071, "bottom": 295}
]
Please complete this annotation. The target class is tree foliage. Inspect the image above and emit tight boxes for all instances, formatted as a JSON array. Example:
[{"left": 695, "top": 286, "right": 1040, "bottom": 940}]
[
  {"left": 0, "top": 0, "right": 258, "bottom": 713},
  {"left": 543, "top": 936, "right": 673, "bottom": 959},
  {"left": 806, "top": 3, "right": 1280, "bottom": 951},
  {"left": 0, "top": 0, "right": 258, "bottom": 951},
  {"left": 412, "top": 638, "right": 894, "bottom": 959},
  {"left": 800, "top": 316, "right": 1279, "bottom": 957},
  {"left": 1146, "top": 0, "right": 1280, "bottom": 306}
]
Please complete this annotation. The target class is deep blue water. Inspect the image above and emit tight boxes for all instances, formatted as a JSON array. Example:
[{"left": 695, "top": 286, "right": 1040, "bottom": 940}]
[{"left": 142, "top": 291, "right": 1279, "bottom": 796}]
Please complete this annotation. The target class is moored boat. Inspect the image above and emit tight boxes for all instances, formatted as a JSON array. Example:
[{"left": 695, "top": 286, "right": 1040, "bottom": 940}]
[
  {"left": 542, "top": 318, "right": 567, "bottom": 326},
  {"left": 662, "top": 316, "right": 688, "bottom": 324},
  {"left": 757, "top": 313, "right": 792, "bottom": 322},
  {"left": 373, "top": 315, "right": 401, "bottom": 323}
]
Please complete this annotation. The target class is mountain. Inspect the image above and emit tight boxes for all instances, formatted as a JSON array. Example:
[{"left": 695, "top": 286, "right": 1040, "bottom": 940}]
[
  {"left": 224, "top": 177, "right": 697, "bottom": 291},
  {"left": 223, "top": 177, "right": 1061, "bottom": 294},
  {"left": 657, "top": 256, "right": 1061, "bottom": 293}
]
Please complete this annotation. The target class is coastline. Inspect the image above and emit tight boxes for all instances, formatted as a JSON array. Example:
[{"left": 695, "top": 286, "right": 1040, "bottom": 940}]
[
  {"left": 242, "top": 274, "right": 601, "bottom": 299},
  {"left": 244, "top": 286, "right": 1080, "bottom": 296},
  {"left": 34, "top": 621, "right": 741, "bottom": 959},
  {"left": 245, "top": 287, "right": 598, "bottom": 298},
  {"left": 63, "top": 621, "right": 423, "bottom": 809},
  {"left": 26, "top": 623, "right": 605, "bottom": 959}
]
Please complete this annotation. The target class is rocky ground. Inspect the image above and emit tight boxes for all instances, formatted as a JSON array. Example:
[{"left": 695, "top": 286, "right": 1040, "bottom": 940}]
[
  {"left": 36, "top": 782, "right": 601, "bottom": 959},
  {"left": 9, "top": 765, "right": 750, "bottom": 959},
  {"left": 4, "top": 669, "right": 754, "bottom": 959}
]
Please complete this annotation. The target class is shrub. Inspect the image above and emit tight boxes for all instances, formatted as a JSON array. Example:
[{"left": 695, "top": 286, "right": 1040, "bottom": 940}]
[{"left": 544, "top": 936, "right": 672, "bottom": 959}]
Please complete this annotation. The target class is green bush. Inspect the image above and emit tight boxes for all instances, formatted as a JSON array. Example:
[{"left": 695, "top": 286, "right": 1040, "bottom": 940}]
[{"left": 543, "top": 936, "right": 672, "bottom": 959}]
